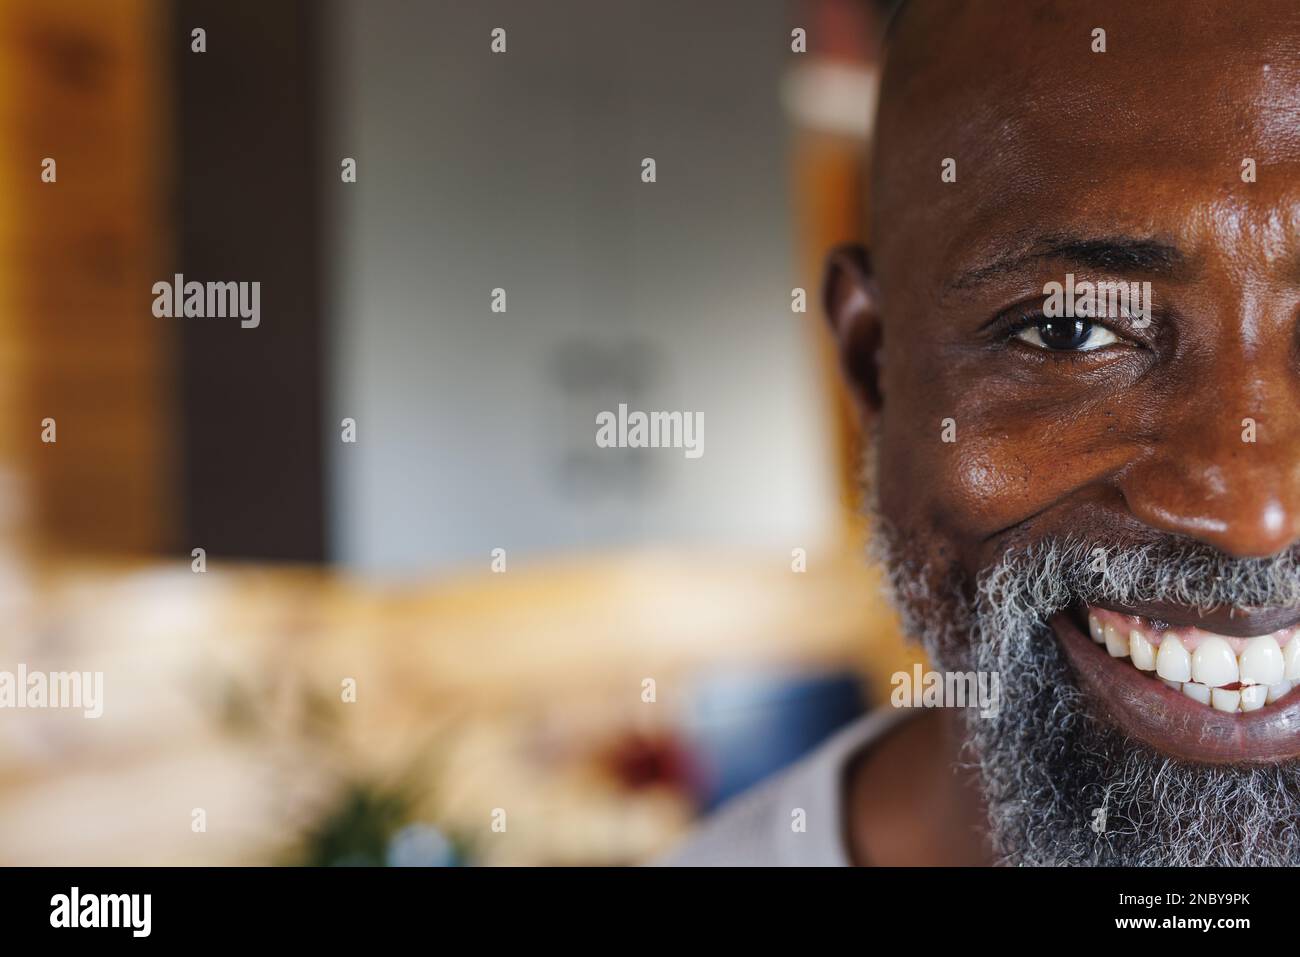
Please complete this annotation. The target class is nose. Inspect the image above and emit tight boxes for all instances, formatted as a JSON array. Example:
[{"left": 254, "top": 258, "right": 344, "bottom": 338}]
[{"left": 1119, "top": 392, "right": 1300, "bottom": 559}]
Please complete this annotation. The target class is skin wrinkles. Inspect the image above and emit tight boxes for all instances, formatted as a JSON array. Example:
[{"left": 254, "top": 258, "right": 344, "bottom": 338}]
[{"left": 822, "top": 0, "right": 1300, "bottom": 863}]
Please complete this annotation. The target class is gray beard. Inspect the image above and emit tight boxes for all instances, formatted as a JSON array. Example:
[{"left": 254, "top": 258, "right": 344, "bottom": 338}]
[{"left": 869, "top": 497, "right": 1300, "bottom": 865}]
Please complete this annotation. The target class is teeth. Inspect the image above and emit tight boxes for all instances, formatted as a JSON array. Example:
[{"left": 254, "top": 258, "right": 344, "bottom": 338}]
[
  {"left": 1156, "top": 636, "right": 1192, "bottom": 682},
  {"left": 1211, "top": 688, "right": 1241, "bottom": 713},
  {"left": 1239, "top": 635, "right": 1284, "bottom": 686},
  {"left": 1267, "top": 681, "right": 1294, "bottom": 704},
  {"left": 1240, "top": 684, "right": 1268, "bottom": 712},
  {"left": 1192, "top": 636, "right": 1239, "bottom": 687},
  {"left": 1129, "top": 630, "right": 1157, "bottom": 671},
  {"left": 1104, "top": 623, "right": 1129, "bottom": 657},
  {"left": 1087, "top": 610, "right": 1300, "bottom": 714},
  {"left": 1285, "top": 638, "right": 1300, "bottom": 681}
]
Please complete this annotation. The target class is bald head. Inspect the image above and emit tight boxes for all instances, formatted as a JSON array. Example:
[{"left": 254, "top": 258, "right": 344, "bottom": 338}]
[{"left": 872, "top": 0, "right": 1300, "bottom": 273}]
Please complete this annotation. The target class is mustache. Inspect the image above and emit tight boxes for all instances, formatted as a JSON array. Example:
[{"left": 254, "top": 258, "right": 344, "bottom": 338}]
[{"left": 978, "top": 536, "right": 1300, "bottom": 624}]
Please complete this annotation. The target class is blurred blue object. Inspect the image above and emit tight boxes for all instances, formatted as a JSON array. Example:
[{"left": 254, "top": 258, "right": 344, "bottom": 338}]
[
  {"left": 683, "top": 668, "right": 868, "bottom": 810},
  {"left": 386, "top": 823, "right": 457, "bottom": 867}
]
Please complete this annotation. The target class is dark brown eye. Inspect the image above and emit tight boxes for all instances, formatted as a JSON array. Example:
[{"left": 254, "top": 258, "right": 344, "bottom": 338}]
[{"left": 1015, "top": 317, "right": 1118, "bottom": 352}]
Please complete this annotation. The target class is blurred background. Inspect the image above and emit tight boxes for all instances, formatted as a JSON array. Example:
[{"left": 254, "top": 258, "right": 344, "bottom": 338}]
[{"left": 0, "top": 0, "right": 922, "bottom": 865}]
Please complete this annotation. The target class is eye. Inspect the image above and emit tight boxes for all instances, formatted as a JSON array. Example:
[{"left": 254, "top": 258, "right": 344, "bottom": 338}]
[{"left": 1014, "top": 317, "right": 1119, "bottom": 352}]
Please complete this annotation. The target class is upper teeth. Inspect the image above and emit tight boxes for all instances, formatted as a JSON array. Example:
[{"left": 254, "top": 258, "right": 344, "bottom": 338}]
[
  {"left": 1154, "top": 632, "right": 1191, "bottom": 682},
  {"left": 1192, "top": 636, "right": 1238, "bottom": 687},
  {"left": 1088, "top": 609, "right": 1299, "bottom": 714},
  {"left": 1239, "top": 635, "right": 1285, "bottom": 685}
]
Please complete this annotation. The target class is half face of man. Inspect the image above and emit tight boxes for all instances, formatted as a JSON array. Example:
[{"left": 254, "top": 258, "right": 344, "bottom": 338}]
[{"left": 827, "top": 0, "right": 1300, "bottom": 864}]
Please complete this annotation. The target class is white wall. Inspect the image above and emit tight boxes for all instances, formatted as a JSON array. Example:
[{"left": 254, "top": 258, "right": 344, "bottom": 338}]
[{"left": 325, "top": 0, "right": 836, "bottom": 575}]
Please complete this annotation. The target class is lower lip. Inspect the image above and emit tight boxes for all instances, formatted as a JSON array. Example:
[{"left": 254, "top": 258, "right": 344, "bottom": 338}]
[{"left": 1053, "top": 612, "right": 1300, "bottom": 764}]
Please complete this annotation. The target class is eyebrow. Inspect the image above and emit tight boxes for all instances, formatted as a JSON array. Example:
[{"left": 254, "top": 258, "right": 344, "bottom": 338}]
[{"left": 945, "top": 234, "right": 1188, "bottom": 293}]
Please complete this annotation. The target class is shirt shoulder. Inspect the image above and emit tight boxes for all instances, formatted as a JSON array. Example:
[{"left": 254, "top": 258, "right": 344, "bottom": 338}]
[{"left": 655, "top": 708, "right": 912, "bottom": 867}]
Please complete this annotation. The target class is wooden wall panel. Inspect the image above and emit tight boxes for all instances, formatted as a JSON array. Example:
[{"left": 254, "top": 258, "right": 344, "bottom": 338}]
[{"left": 0, "top": 0, "right": 174, "bottom": 555}]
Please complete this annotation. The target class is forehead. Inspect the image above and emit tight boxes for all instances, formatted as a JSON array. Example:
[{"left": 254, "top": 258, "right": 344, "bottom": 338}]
[{"left": 871, "top": 0, "right": 1300, "bottom": 289}]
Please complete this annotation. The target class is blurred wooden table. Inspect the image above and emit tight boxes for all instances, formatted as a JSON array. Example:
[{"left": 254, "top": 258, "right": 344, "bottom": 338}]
[{"left": 0, "top": 544, "right": 916, "bottom": 865}]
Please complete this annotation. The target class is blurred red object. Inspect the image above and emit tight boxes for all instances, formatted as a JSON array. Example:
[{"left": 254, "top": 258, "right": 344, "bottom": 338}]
[{"left": 601, "top": 732, "right": 697, "bottom": 792}]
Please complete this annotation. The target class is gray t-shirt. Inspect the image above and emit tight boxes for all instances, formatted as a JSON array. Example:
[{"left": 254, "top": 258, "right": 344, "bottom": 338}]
[{"left": 658, "top": 708, "right": 912, "bottom": 866}]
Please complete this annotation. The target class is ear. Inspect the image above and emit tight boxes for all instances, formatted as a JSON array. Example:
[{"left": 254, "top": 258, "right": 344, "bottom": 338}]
[{"left": 822, "top": 242, "right": 883, "bottom": 415}]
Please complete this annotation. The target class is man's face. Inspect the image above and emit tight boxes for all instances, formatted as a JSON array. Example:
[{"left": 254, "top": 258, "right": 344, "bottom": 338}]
[{"left": 829, "top": 0, "right": 1300, "bottom": 863}]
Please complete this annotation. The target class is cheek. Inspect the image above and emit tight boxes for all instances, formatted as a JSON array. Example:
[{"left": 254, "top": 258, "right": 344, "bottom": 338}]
[
  {"left": 886, "top": 432, "right": 1034, "bottom": 529},
  {"left": 877, "top": 419, "right": 1099, "bottom": 552},
  {"left": 872, "top": 336, "right": 1146, "bottom": 561},
  {"left": 949, "top": 443, "right": 1034, "bottom": 521}
]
